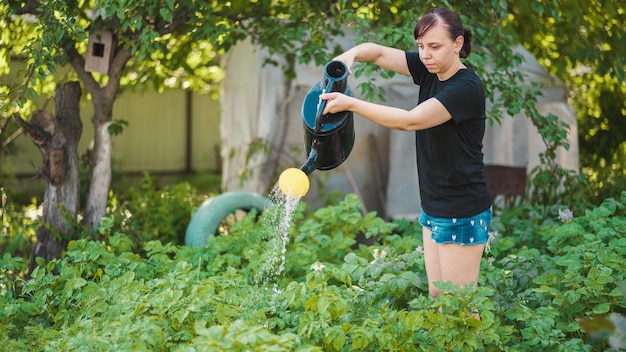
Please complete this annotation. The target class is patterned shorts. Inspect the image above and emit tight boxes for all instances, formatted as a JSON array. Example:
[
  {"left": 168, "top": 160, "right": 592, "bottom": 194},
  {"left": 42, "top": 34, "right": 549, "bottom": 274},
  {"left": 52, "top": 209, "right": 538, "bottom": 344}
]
[{"left": 418, "top": 207, "right": 492, "bottom": 246}]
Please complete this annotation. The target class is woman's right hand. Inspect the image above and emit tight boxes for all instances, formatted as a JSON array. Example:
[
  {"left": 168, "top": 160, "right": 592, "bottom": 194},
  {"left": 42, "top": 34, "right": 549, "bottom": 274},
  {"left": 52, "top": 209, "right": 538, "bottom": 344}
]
[
  {"left": 332, "top": 52, "right": 356, "bottom": 75},
  {"left": 319, "top": 92, "right": 357, "bottom": 115}
]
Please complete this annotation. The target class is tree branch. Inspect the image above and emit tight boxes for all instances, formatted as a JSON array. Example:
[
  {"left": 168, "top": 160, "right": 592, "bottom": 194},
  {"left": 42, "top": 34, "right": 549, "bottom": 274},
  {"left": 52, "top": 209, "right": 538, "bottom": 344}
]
[
  {"left": 2, "top": 127, "right": 24, "bottom": 149},
  {"left": 14, "top": 0, "right": 41, "bottom": 15},
  {"left": 156, "top": 7, "right": 192, "bottom": 36},
  {"left": 13, "top": 112, "right": 51, "bottom": 146},
  {"left": 104, "top": 47, "right": 132, "bottom": 100}
]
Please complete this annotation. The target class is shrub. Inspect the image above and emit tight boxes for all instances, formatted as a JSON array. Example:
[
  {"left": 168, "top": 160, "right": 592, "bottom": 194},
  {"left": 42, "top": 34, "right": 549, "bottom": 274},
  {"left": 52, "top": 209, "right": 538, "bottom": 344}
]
[
  {"left": 105, "top": 173, "right": 199, "bottom": 247},
  {"left": 0, "top": 187, "right": 38, "bottom": 261},
  {"left": 1, "top": 188, "right": 625, "bottom": 351}
]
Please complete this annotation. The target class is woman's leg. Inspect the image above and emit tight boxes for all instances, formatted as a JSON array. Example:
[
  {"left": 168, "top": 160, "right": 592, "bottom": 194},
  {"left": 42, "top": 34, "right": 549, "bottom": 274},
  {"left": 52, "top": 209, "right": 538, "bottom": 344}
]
[
  {"left": 423, "top": 226, "right": 485, "bottom": 299},
  {"left": 422, "top": 227, "right": 443, "bottom": 299}
]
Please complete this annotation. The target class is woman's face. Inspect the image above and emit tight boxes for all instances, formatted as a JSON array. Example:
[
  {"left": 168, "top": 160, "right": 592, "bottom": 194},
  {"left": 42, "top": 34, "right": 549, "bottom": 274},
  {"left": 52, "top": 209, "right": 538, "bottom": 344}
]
[{"left": 417, "top": 22, "right": 463, "bottom": 79}]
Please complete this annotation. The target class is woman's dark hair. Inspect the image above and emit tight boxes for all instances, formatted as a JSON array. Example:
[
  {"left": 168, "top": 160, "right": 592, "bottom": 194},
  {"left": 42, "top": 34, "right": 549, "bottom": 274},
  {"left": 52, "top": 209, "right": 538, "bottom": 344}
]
[{"left": 413, "top": 7, "right": 472, "bottom": 58}]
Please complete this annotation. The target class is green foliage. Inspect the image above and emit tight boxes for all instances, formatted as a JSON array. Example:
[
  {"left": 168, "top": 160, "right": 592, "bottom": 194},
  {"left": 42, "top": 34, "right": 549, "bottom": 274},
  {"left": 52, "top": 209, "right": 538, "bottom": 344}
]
[
  {"left": 104, "top": 173, "right": 199, "bottom": 247},
  {"left": 285, "top": 194, "right": 397, "bottom": 280},
  {"left": 2, "top": 187, "right": 626, "bottom": 350},
  {"left": 0, "top": 187, "right": 38, "bottom": 260},
  {"left": 507, "top": 0, "right": 626, "bottom": 204},
  {"left": 483, "top": 191, "right": 626, "bottom": 351}
]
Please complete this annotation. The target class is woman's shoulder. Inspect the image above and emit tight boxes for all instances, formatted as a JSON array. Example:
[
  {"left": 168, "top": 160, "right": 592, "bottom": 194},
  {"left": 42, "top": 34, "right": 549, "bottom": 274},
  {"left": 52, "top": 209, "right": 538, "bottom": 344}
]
[
  {"left": 456, "top": 66, "right": 483, "bottom": 83},
  {"left": 440, "top": 68, "right": 486, "bottom": 108},
  {"left": 406, "top": 51, "right": 432, "bottom": 85},
  {"left": 449, "top": 68, "right": 484, "bottom": 90}
]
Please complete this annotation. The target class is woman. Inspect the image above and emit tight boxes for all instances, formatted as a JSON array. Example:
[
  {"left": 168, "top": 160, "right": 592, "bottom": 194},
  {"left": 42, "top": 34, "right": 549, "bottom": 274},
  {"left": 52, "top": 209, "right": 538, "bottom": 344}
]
[{"left": 320, "top": 7, "right": 492, "bottom": 300}]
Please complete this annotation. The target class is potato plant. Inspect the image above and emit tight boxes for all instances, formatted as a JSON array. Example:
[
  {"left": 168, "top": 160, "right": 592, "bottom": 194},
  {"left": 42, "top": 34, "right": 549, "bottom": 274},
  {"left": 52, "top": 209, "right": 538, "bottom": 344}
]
[{"left": 1, "top": 190, "right": 625, "bottom": 351}]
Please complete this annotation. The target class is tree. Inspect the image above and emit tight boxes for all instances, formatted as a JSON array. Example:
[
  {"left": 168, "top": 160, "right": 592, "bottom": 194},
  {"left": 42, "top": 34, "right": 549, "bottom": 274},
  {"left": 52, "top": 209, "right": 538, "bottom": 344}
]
[
  {"left": 0, "top": 0, "right": 559, "bottom": 267},
  {"left": 506, "top": 0, "right": 626, "bottom": 202},
  {"left": 14, "top": 82, "right": 83, "bottom": 267}
]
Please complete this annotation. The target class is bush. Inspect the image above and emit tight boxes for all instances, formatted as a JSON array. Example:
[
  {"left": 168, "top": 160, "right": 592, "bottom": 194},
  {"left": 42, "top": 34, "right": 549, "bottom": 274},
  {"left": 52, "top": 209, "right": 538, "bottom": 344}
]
[
  {"left": 105, "top": 173, "right": 200, "bottom": 247},
  {"left": 0, "top": 187, "right": 38, "bottom": 263},
  {"left": 1, "top": 187, "right": 625, "bottom": 351}
]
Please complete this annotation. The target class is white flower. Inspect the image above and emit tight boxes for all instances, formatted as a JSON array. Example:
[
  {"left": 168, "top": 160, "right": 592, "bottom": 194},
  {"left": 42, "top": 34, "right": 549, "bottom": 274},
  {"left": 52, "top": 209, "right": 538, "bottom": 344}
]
[
  {"left": 558, "top": 208, "right": 574, "bottom": 223},
  {"left": 373, "top": 248, "right": 388, "bottom": 260},
  {"left": 311, "top": 262, "right": 326, "bottom": 271},
  {"left": 351, "top": 285, "right": 364, "bottom": 292}
]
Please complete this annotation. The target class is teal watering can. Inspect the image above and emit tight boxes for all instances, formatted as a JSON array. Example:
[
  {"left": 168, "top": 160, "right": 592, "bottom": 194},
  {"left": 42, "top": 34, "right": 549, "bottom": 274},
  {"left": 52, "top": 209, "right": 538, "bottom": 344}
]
[{"left": 300, "top": 60, "right": 355, "bottom": 175}]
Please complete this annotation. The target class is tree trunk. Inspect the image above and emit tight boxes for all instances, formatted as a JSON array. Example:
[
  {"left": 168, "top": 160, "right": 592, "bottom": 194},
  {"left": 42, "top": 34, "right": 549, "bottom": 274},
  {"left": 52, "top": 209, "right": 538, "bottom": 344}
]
[
  {"left": 79, "top": 73, "right": 117, "bottom": 231},
  {"left": 68, "top": 45, "right": 131, "bottom": 231},
  {"left": 82, "top": 118, "right": 112, "bottom": 229},
  {"left": 15, "top": 82, "right": 83, "bottom": 273}
]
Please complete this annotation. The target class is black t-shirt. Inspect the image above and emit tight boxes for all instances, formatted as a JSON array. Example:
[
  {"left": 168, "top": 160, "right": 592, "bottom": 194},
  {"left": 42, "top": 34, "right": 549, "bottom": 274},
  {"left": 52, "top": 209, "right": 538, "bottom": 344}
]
[{"left": 406, "top": 51, "right": 491, "bottom": 218}]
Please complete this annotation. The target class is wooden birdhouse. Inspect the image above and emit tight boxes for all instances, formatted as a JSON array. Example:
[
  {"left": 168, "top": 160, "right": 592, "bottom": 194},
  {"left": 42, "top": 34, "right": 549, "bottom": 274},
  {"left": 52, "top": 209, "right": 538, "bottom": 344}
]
[{"left": 85, "top": 30, "right": 114, "bottom": 74}]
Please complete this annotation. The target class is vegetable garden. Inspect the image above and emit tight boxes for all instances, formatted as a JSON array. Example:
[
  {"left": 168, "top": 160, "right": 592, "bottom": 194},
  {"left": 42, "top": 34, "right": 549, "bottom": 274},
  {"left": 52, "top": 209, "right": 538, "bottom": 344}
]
[{"left": 1, "top": 177, "right": 625, "bottom": 351}]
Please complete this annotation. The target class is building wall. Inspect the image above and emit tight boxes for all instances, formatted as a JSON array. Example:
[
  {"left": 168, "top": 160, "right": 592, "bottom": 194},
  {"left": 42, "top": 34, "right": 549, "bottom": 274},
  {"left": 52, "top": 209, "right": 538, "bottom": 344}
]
[{"left": 4, "top": 82, "right": 221, "bottom": 175}]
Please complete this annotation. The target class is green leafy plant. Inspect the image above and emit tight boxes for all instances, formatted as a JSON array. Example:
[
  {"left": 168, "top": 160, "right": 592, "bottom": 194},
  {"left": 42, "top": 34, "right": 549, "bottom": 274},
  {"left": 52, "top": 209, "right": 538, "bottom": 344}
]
[
  {"left": 105, "top": 173, "right": 199, "bottom": 247},
  {"left": 2, "top": 187, "right": 626, "bottom": 351},
  {"left": 0, "top": 188, "right": 38, "bottom": 262}
]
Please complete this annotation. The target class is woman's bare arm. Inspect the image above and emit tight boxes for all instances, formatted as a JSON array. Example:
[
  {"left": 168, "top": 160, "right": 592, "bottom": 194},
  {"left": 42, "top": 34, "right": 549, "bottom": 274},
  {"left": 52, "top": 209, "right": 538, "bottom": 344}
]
[{"left": 320, "top": 92, "right": 451, "bottom": 131}]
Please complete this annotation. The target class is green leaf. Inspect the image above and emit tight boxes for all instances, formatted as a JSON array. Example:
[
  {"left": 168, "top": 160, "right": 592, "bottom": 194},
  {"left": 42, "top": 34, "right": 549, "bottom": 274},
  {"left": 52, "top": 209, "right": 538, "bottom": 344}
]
[
  {"left": 592, "top": 302, "right": 611, "bottom": 315},
  {"left": 324, "top": 326, "right": 346, "bottom": 350},
  {"left": 67, "top": 277, "right": 87, "bottom": 291},
  {"left": 617, "top": 280, "right": 626, "bottom": 298}
]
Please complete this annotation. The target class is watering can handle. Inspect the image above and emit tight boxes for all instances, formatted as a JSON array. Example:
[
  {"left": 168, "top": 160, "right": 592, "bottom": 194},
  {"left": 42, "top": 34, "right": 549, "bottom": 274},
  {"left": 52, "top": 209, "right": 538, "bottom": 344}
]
[{"left": 315, "top": 80, "right": 334, "bottom": 132}]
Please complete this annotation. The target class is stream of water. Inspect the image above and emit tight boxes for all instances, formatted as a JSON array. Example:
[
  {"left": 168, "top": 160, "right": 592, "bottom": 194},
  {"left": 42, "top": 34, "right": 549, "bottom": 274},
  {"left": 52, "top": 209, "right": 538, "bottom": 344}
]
[
  {"left": 254, "top": 184, "right": 301, "bottom": 287},
  {"left": 240, "top": 183, "right": 302, "bottom": 319}
]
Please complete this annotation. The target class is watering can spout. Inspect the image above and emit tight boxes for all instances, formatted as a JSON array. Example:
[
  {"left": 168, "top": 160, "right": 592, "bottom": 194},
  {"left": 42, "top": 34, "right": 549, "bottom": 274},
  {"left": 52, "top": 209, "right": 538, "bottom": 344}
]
[{"left": 299, "top": 142, "right": 319, "bottom": 175}]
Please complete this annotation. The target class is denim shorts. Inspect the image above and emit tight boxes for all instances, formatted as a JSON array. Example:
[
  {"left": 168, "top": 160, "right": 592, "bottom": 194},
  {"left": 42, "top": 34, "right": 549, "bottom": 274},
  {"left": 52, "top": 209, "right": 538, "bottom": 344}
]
[{"left": 419, "top": 207, "right": 492, "bottom": 246}]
